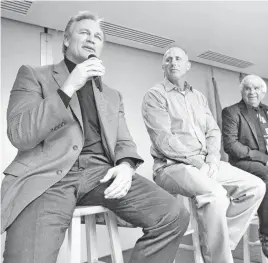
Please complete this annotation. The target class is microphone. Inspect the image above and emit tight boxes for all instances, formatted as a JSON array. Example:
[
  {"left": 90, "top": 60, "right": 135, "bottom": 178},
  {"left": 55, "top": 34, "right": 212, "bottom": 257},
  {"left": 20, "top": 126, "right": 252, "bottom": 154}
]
[{"left": 88, "top": 54, "right": 103, "bottom": 92}]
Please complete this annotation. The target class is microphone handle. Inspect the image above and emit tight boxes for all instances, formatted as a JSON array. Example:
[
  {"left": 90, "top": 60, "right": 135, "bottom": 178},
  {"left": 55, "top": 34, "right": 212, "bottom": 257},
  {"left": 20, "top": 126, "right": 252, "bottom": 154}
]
[{"left": 93, "top": 76, "right": 103, "bottom": 92}]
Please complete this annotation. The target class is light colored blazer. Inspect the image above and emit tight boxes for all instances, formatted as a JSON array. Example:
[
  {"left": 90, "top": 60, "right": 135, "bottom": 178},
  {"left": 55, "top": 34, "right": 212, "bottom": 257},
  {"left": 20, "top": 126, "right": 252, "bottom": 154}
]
[{"left": 1, "top": 60, "right": 143, "bottom": 233}]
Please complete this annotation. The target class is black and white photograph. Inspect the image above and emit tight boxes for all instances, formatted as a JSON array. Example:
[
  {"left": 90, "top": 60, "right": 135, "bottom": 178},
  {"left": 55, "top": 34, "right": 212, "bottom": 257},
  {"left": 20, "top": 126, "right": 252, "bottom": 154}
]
[{"left": 1, "top": 1, "right": 268, "bottom": 263}]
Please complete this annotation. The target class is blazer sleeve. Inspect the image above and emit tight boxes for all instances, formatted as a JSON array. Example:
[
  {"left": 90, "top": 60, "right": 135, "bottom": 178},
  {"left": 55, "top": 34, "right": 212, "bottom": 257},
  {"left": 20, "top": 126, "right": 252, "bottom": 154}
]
[
  {"left": 222, "top": 106, "right": 268, "bottom": 164},
  {"left": 7, "top": 65, "right": 73, "bottom": 151},
  {"left": 113, "top": 92, "right": 144, "bottom": 168}
]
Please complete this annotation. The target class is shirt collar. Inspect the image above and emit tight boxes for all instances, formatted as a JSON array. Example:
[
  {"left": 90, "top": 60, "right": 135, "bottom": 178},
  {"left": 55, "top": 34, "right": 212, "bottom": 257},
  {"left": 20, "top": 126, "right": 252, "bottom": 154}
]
[
  {"left": 64, "top": 56, "right": 76, "bottom": 73},
  {"left": 163, "top": 77, "right": 192, "bottom": 92},
  {"left": 245, "top": 102, "right": 263, "bottom": 112}
]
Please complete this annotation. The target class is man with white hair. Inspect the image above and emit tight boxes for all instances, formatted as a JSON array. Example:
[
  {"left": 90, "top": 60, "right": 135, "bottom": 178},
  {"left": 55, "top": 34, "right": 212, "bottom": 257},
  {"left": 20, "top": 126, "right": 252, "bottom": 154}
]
[{"left": 222, "top": 74, "right": 268, "bottom": 258}]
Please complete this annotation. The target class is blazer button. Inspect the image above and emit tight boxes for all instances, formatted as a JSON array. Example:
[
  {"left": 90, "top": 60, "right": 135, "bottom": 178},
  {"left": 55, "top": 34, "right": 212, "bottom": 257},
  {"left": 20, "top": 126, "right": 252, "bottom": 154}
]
[
  {"left": 73, "top": 145, "right": 78, "bottom": 150},
  {"left": 57, "top": 170, "right": 62, "bottom": 175}
]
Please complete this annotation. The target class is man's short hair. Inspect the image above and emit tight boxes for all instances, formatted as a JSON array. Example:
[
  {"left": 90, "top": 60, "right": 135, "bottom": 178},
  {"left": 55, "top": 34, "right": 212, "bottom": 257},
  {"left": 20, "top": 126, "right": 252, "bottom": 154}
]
[
  {"left": 62, "top": 11, "right": 104, "bottom": 55},
  {"left": 163, "top": 45, "right": 188, "bottom": 59},
  {"left": 240, "top": 75, "right": 267, "bottom": 93}
]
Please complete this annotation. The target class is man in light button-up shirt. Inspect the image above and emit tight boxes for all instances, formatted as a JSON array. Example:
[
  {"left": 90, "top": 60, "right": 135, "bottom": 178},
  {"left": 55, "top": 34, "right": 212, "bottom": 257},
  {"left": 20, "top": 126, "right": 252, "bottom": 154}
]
[{"left": 142, "top": 46, "right": 265, "bottom": 263}]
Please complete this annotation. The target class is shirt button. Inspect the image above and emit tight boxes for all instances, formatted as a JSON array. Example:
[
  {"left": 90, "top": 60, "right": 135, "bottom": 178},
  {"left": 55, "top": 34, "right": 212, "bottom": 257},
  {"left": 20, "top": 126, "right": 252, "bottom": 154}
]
[
  {"left": 57, "top": 170, "right": 62, "bottom": 175},
  {"left": 73, "top": 145, "right": 78, "bottom": 150}
]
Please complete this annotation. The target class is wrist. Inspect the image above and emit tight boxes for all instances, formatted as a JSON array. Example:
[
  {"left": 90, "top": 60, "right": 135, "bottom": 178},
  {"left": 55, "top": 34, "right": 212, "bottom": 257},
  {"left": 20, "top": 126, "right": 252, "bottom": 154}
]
[
  {"left": 60, "top": 85, "right": 75, "bottom": 97},
  {"left": 119, "top": 161, "right": 135, "bottom": 172}
]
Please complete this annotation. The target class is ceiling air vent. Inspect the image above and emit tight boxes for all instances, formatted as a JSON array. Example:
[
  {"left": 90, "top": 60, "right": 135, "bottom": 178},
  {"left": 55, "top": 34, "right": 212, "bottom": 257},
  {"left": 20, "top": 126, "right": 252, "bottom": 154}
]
[
  {"left": 197, "top": 50, "right": 254, "bottom": 68},
  {"left": 1, "top": 1, "right": 33, "bottom": 15},
  {"left": 100, "top": 21, "right": 174, "bottom": 49}
]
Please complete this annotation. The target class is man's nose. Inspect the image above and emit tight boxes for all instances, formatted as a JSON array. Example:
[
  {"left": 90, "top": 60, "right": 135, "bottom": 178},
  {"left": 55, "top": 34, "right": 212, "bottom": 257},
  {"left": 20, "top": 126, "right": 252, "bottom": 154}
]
[
  {"left": 170, "top": 59, "right": 177, "bottom": 65},
  {"left": 86, "top": 34, "right": 95, "bottom": 43},
  {"left": 249, "top": 88, "right": 255, "bottom": 94}
]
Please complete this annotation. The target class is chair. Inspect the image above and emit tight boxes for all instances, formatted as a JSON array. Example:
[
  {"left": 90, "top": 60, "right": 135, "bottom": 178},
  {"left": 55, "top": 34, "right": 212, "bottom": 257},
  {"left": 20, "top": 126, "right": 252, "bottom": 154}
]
[
  {"left": 243, "top": 215, "right": 268, "bottom": 263},
  {"left": 57, "top": 206, "right": 124, "bottom": 263}
]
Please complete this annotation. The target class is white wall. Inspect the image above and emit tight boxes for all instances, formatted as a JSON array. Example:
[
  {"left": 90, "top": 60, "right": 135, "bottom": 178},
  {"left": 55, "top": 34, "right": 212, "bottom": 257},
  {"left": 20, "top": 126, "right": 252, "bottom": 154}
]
[{"left": 2, "top": 18, "right": 267, "bottom": 261}]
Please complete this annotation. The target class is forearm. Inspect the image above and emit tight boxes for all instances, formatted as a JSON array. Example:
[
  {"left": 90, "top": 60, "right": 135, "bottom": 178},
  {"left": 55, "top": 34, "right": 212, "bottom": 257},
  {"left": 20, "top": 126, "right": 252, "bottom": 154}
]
[
  {"left": 225, "top": 142, "right": 268, "bottom": 164},
  {"left": 150, "top": 130, "right": 205, "bottom": 168}
]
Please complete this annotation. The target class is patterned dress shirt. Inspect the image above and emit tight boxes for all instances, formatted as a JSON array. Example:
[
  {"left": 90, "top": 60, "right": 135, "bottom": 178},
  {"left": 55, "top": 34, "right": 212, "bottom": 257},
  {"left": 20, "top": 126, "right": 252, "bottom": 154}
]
[{"left": 142, "top": 78, "right": 221, "bottom": 174}]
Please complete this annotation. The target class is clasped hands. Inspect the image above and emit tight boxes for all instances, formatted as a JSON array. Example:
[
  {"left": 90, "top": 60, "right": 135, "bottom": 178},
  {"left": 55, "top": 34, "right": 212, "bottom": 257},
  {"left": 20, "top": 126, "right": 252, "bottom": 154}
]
[{"left": 100, "top": 162, "right": 135, "bottom": 199}]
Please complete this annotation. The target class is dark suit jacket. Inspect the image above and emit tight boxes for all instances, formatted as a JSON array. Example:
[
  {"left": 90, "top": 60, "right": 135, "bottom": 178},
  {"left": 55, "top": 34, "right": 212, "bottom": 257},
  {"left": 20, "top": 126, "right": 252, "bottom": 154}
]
[
  {"left": 222, "top": 100, "right": 268, "bottom": 166},
  {"left": 1, "top": 60, "right": 143, "bottom": 233}
]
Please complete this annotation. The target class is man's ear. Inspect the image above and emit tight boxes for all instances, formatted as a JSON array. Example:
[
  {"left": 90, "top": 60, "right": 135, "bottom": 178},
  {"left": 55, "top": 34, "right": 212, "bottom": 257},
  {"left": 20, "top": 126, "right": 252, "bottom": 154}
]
[
  {"left": 63, "top": 35, "right": 69, "bottom": 48},
  {"left": 187, "top": 61, "right": 191, "bottom": 71}
]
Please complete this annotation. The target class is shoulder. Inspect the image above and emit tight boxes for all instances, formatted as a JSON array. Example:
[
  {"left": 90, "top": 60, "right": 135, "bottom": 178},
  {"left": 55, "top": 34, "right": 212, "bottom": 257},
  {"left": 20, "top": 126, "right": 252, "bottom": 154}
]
[
  {"left": 190, "top": 88, "right": 209, "bottom": 105},
  {"left": 20, "top": 64, "right": 53, "bottom": 74},
  {"left": 191, "top": 88, "right": 206, "bottom": 99},
  {"left": 222, "top": 102, "right": 241, "bottom": 115},
  {"left": 143, "top": 82, "right": 167, "bottom": 103},
  {"left": 16, "top": 64, "right": 54, "bottom": 81}
]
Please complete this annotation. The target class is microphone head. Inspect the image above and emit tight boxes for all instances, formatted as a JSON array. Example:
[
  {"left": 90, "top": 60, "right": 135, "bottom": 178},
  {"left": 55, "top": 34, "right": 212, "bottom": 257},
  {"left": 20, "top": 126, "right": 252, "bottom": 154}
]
[{"left": 88, "top": 54, "right": 97, "bottom": 59}]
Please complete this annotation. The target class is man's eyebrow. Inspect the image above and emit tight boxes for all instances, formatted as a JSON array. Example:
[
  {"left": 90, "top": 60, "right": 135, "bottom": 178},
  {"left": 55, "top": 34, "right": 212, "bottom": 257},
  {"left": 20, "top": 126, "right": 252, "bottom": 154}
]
[
  {"left": 165, "top": 55, "right": 182, "bottom": 60},
  {"left": 78, "top": 28, "right": 89, "bottom": 32}
]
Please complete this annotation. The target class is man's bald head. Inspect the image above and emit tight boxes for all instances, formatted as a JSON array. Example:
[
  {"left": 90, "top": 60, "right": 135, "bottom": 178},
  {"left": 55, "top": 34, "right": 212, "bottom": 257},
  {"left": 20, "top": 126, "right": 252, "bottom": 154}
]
[{"left": 162, "top": 46, "right": 191, "bottom": 83}]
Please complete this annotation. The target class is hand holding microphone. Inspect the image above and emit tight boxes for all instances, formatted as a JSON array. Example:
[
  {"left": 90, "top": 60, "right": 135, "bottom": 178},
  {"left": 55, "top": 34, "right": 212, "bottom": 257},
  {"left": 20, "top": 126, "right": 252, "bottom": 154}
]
[
  {"left": 88, "top": 54, "right": 103, "bottom": 92},
  {"left": 60, "top": 55, "right": 105, "bottom": 97}
]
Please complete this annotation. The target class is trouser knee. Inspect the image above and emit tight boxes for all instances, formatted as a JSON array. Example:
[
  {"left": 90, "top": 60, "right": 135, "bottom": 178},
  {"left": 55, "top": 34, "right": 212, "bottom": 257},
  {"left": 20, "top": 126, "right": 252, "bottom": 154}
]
[
  {"left": 196, "top": 188, "right": 229, "bottom": 212},
  {"left": 251, "top": 177, "right": 266, "bottom": 201},
  {"left": 167, "top": 198, "right": 190, "bottom": 234}
]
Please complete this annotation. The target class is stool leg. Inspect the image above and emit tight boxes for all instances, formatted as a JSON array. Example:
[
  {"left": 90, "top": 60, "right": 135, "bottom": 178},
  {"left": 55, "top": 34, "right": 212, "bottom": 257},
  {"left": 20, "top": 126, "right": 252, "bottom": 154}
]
[
  {"left": 243, "top": 226, "right": 251, "bottom": 263},
  {"left": 68, "top": 217, "right": 81, "bottom": 263},
  {"left": 85, "top": 214, "right": 98, "bottom": 263},
  {"left": 104, "top": 211, "right": 124, "bottom": 263},
  {"left": 189, "top": 200, "right": 204, "bottom": 263}
]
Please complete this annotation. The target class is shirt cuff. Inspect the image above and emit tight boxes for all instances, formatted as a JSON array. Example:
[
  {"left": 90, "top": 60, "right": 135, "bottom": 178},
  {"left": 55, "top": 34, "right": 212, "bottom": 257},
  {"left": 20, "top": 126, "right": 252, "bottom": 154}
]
[
  {"left": 205, "top": 154, "right": 221, "bottom": 168},
  {"left": 57, "top": 89, "right": 71, "bottom": 107},
  {"left": 188, "top": 155, "right": 205, "bottom": 169},
  {"left": 117, "top": 158, "right": 137, "bottom": 169}
]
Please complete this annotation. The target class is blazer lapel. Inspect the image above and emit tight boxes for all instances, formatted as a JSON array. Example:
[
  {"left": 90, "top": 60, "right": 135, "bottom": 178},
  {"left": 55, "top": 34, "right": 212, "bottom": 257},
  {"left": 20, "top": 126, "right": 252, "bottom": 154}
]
[
  {"left": 52, "top": 61, "right": 84, "bottom": 133},
  {"left": 92, "top": 80, "right": 114, "bottom": 161},
  {"left": 239, "top": 100, "right": 258, "bottom": 144},
  {"left": 260, "top": 103, "right": 268, "bottom": 120}
]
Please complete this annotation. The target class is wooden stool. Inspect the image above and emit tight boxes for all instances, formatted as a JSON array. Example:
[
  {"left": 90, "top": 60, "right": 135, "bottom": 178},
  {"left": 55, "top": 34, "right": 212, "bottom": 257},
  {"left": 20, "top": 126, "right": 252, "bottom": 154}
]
[
  {"left": 174, "top": 197, "right": 204, "bottom": 263},
  {"left": 57, "top": 206, "right": 124, "bottom": 263},
  {"left": 243, "top": 215, "right": 268, "bottom": 263}
]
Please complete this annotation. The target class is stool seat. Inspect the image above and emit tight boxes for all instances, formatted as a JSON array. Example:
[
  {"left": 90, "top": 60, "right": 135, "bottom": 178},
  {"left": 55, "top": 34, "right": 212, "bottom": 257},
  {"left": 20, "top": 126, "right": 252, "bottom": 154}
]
[
  {"left": 57, "top": 205, "right": 124, "bottom": 263},
  {"left": 73, "top": 206, "right": 110, "bottom": 217}
]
